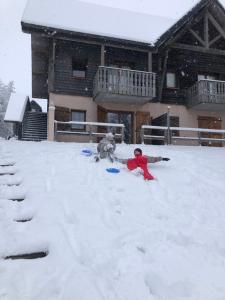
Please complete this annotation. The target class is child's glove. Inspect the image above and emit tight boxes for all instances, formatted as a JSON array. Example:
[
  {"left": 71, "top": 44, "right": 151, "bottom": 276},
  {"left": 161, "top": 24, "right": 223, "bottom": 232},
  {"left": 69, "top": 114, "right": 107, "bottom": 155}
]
[{"left": 162, "top": 158, "right": 170, "bottom": 161}]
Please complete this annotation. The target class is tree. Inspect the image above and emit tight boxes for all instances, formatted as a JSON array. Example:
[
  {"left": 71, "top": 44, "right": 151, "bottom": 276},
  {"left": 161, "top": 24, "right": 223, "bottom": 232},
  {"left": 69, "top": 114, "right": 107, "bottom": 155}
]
[{"left": 0, "top": 79, "right": 15, "bottom": 138}]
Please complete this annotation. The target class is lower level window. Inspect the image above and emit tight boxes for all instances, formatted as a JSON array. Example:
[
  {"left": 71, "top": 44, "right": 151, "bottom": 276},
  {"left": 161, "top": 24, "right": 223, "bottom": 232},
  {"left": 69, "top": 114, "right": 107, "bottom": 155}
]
[{"left": 71, "top": 110, "right": 86, "bottom": 130}]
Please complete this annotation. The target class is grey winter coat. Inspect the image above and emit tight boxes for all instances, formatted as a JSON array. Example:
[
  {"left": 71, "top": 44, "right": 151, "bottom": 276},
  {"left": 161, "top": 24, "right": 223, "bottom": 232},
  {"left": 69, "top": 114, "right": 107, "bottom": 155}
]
[{"left": 97, "top": 134, "right": 116, "bottom": 159}]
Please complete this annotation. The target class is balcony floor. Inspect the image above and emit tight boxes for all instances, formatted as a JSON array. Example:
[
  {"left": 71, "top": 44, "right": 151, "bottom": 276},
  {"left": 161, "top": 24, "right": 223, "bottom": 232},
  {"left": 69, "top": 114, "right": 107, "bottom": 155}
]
[{"left": 188, "top": 102, "right": 225, "bottom": 111}]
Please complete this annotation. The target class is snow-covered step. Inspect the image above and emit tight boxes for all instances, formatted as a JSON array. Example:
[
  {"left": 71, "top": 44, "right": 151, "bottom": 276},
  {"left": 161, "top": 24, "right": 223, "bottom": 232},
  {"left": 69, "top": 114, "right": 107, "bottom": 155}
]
[
  {"left": 0, "top": 174, "right": 22, "bottom": 186},
  {"left": 4, "top": 251, "right": 48, "bottom": 260},
  {"left": 0, "top": 186, "right": 26, "bottom": 201}
]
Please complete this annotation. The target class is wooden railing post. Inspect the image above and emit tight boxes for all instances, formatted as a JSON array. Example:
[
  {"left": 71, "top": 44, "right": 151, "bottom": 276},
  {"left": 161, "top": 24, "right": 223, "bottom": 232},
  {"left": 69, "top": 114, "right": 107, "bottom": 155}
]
[
  {"left": 54, "top": 121, "right": 57, "bottom": 140},
  {"left": 121, "top": 126, "right": 125, "bottom": 144},
  {"left": 198, "top": 131, "right": 202, "bottom": 146},
  {"left": 89, "top": 125, "right": 93, "bottom": 143},
  {"left": 141, "top": 127, "right": 145, "bottom": 145}
]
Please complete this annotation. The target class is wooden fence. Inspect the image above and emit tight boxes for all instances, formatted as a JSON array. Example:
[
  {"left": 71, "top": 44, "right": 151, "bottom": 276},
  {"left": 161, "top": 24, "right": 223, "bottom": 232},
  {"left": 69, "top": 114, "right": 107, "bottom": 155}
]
[
  {"left": 141, "top": 125, "right": 225, "bottom": 146},
  {"left": 54, "top": 121, "right": 125, "bottom": 142}
]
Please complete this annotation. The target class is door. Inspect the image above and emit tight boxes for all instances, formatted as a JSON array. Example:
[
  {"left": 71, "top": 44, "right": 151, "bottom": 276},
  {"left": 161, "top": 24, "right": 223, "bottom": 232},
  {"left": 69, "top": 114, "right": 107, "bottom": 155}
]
[
  {"left": 198, "top": 116, "right": 222, "bottom": 147},
  {"left": 107, "top": 110, "right": 133, "bottom": 144},
  {"left": 136, "top": 111, "right": 151, "bottom": 144},
  {"left": 97, "top": 106, "right": 107, "bottom": 141}
]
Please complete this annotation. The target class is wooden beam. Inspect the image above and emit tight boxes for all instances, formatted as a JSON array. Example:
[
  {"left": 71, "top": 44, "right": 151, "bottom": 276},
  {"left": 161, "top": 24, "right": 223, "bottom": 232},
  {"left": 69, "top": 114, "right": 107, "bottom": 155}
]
[
  {"left": 189, "top": 29, "right": 205, "bottom": 46},
  {"left": 48, "top": 39, "right": 56, "bottom": 93},
  {"left": 158, "top": 50, "right": 169, "bottom": 102},
  {"left": 101, "top": 44, "right": 105, "bottom": 66},
  {"left": 204, "top": 13, "right": 209, "bottom": 48},
  {"left": 207, "top": 11, "right": 225, "bottom": 41},
  {"left": 148, "top": 51, "right": 152, "bottom": 72},
  {"left": 170, "top": 9, "right": 207, "bottom": 46},
  {"left": 171, "top": 42, "right": 225, "bottom": 56},
  {"left": 209, "top": 34, "right": 221, "bottom": 46}
]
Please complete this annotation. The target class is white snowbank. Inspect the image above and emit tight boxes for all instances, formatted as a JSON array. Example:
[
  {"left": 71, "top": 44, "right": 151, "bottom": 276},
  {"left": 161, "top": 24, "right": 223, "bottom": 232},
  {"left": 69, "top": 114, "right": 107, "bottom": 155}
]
[
  {"left": 22, "top": 0, "right": 176, "bottom": 44},
  {"left": 0, "top": 140, "right": 225, "bottom": 300},
  {"left": 4, "top": 93, "right": 29, "bottom": 122}
]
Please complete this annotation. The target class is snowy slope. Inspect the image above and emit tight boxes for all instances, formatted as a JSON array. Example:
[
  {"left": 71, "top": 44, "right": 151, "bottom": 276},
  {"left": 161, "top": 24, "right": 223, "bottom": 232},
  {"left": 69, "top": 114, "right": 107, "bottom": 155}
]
[{"left": 0, "top": 140, "right": 225, "bottom": 300}]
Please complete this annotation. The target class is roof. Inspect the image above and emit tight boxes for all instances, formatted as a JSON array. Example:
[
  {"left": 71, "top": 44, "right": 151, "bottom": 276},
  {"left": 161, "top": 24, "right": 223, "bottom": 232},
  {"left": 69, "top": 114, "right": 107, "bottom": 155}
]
[
  {"left": 4, "top": 93, "right": 29, "bottom": 122},
  {"left": 21, "top": 0, "right": 177, "bottom": 45},
  {"left": 22, "top": 0, "right": 225, "bottom": 47},
  {"left": 155, "top": 0, "right": 225, "bottom": 47}
]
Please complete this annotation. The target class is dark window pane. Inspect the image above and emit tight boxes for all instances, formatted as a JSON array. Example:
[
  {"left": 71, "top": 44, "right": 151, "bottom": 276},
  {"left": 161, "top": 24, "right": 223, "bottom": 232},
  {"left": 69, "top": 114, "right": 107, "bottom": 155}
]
[
  {"left": 72, "top": 59, "right": 87, "bottom": 78},
  {"left": 71, "top": 111, "right": 85, "bottom": 130}
]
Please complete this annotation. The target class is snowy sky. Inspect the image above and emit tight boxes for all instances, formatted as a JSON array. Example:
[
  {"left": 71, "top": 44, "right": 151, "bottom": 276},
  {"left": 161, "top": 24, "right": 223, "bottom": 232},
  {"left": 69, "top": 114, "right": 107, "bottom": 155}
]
[{"left": 1, "top": 0, "right": 225, "bottom": 94}]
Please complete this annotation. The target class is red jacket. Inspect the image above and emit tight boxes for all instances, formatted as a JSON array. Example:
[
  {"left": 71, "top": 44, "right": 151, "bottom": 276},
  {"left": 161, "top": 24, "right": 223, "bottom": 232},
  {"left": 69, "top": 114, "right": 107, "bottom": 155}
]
[{"left": 127, "top": 155, "right": 155, "bottom": 180}]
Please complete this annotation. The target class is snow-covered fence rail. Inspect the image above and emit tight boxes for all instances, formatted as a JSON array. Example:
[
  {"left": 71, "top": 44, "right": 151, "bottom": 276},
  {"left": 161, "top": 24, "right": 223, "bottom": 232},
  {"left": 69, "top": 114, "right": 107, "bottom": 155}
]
[
  {"left": 54, "top": 121, "right": 125, "bottom": 142},
  {"left": 141, "top": 125, "right": 225, "bottom": 146}
]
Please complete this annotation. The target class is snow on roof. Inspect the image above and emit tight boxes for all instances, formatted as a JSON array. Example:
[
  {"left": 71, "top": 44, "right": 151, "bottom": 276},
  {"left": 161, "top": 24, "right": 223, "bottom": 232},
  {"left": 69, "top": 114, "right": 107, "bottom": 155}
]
[
  {"left": 32, "top": 98, "right": 48, "bottom": 113},
  {"left": 4, "top": 93, "right": 29, "bottom": 122},
  {"left": 22, "top": 0, "right": 178, "bottom": 44}
]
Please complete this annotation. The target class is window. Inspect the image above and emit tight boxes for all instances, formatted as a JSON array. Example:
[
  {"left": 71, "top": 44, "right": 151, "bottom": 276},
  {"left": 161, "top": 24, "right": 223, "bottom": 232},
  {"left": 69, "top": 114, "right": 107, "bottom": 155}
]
[
  {"left": 72, "top": 59, "right": 87, "bottom": 78},
  {"left": 166, "top": 72, "right": 177, "bottom": 88},
  {"left": 71, "top": 111, "right": 86, "bottom": 130}
]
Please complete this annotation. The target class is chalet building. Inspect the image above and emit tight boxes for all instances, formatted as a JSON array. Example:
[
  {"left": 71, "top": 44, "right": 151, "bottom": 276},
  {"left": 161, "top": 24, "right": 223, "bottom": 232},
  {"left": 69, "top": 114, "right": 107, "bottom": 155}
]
[{"left": 21, "top": 0, "right": 225, "bottom": 144}]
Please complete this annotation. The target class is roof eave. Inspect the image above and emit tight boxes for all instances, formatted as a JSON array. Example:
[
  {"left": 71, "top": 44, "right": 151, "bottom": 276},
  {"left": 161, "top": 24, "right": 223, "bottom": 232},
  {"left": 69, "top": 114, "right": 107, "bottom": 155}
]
[{"left": 21, "top": 21, "right": 155, "bottom": 51}]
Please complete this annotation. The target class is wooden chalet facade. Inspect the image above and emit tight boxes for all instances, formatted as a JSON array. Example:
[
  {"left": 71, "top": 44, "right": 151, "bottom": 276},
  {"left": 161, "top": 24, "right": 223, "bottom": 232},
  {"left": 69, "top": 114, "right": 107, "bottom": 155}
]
[{"left": 21, "top": 0, "right": 225, "bottom": 144}]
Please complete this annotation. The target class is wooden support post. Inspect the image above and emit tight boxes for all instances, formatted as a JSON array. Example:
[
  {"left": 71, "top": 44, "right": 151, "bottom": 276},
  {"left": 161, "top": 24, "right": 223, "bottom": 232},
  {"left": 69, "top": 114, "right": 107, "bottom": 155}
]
[
  {"left": 148, "top": 52, "right": 152, "bottom": 72},
  {"left": 166, "top": 106, "right": 171, "bottom": 145},
  {"left": 48, "top": 105, "right": 55, "bottom": 141},
  {"left": 204, "top": 13, "right": 209, "bottom": 48},
  {"left": 101, "top": 44, "right": 105, "bottom": 66},
  {"left": 48, "top": 39, "right": 56, "bottom": 93},
  {"left": 158, "top": 50, "right": 169, "bottom": 102}
]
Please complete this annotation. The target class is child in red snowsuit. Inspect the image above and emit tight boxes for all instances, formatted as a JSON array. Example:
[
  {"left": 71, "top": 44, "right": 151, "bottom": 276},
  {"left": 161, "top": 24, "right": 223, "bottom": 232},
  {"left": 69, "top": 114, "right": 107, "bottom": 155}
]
[{"left": 121, "top": 148, "right": 170, "bottom": 181}]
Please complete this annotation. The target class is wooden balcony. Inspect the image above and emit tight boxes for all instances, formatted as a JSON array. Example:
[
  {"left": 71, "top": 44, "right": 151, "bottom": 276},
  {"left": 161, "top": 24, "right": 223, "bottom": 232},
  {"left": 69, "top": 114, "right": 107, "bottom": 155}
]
[
  {"left": 93, "top": 66, "right": 156, "bottom": 105},
  {"left": 187, "top": 80, "right": 225, "bottom": 111}
]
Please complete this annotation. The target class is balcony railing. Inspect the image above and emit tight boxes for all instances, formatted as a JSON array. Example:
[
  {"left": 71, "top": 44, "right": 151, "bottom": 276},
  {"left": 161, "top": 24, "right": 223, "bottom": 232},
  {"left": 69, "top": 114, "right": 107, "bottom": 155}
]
[
  {"left": 187, "top": 79, "right": 225, "bottom": 109},
  {"left": 93, "top": 66, "right": 156, "bottom": 104}
]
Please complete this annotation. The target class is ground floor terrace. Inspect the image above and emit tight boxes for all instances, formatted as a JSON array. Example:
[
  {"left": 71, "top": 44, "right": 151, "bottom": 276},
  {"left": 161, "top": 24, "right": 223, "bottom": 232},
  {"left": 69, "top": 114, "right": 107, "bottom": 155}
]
[{"left": 47, "top": 93, "right": 225, "bottom": 146}]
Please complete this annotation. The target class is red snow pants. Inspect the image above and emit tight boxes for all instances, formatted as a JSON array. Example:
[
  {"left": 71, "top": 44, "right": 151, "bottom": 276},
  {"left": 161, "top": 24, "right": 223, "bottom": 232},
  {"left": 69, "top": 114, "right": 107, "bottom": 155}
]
[{"left": 127, "top": 155, "right": 155, "bottom": 181}]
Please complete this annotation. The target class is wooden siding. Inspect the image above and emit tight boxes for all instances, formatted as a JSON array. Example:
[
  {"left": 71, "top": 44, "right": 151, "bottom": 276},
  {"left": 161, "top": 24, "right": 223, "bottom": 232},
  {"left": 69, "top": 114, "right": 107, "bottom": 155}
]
[
  {"left": 160, "top": 48, "right": 225, "bottom": 105},
  {"left": 53, "top": 41, "right": 149, "bottom": 97},
  {"left": 54, "top": 41, "right": 101, "bottom": 96},
  {"left": 31, "top": 34, "right": 49, "bottom": 98},
  {"left": 105, "top": 47, "right": 148, "bottom": 71}
]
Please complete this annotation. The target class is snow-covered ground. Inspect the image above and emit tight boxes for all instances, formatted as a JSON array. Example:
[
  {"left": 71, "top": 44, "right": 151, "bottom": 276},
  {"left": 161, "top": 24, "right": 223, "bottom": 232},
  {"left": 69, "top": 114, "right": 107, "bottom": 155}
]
[{"left": 0, "top": 140, "right": 225, "bottom": 300}]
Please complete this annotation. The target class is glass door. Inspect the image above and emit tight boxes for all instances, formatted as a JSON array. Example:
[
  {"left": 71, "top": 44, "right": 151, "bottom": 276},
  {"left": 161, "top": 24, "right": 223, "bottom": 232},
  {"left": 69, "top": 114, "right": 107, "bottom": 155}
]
[{"left": 107, "top": 111, "right": 133, "bottom": 144}]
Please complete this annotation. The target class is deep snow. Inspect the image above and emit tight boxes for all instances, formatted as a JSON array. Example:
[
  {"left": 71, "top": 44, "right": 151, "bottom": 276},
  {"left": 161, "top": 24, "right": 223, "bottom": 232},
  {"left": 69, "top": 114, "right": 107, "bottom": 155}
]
[{"left": 0, "top": 140, "right": 225, "bottom": 300}]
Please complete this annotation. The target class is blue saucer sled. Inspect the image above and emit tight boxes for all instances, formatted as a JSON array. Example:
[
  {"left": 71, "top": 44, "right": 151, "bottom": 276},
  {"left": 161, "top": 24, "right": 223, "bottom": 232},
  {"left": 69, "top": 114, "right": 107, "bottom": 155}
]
[
  {"left": 106, "top": 168, "right": 120, "bottom": 174},
  {"left": 81, "top": 149, "right": 93, "bottom": 157}
]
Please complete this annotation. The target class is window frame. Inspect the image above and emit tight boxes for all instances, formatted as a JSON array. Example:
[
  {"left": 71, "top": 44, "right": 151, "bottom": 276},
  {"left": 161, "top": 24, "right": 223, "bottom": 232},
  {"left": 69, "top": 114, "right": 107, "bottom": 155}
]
[
  {"left": 72, "top": 58, "right": 88, "bottom": 79},
  {"left": 166, "top": 72, "right": 178, "bottom": 89},
  {"left": 71, "top": 110, "right": 86, "bottom": 131}
]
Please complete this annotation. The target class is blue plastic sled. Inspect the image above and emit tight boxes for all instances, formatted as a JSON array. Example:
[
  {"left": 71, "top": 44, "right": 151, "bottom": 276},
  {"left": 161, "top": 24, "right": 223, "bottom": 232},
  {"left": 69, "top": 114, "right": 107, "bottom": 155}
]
[
  {"left": 106, "top": 168, "right": 120, "bottom": 174},
  {"left": 81, "top": 149, "right": 93, "bottom": 157}
]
